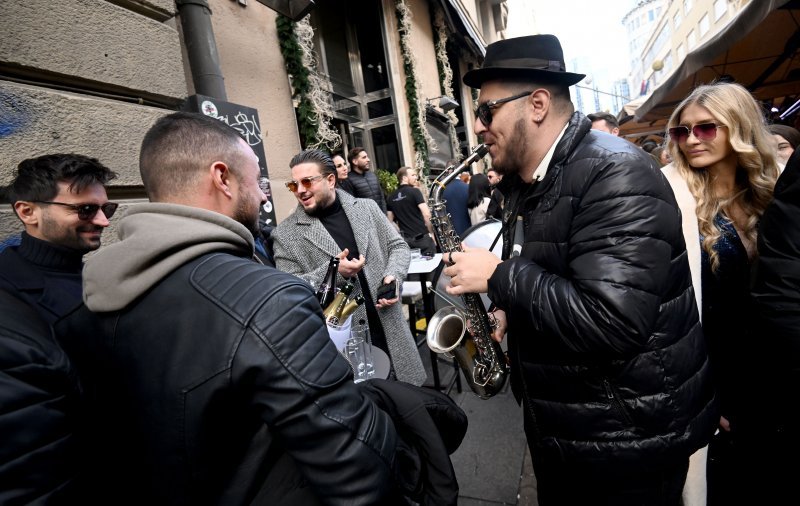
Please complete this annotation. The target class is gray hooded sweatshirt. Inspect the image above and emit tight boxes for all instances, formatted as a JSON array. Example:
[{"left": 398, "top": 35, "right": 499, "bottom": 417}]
[{"left": 83, "top": 203, "right": 255, "bottom": 312}]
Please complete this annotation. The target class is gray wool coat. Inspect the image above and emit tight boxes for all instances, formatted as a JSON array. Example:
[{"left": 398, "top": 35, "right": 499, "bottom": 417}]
[{"left": 273, "top": 190, "right": 426, "bottom": 386}]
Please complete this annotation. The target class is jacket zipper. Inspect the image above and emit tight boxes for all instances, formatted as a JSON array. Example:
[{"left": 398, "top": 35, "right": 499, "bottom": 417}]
[{"left": 603, "top": 379, "right": 633, "bottom": 425}]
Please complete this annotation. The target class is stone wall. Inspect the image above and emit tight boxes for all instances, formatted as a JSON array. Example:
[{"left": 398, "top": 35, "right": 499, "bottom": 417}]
[{"left": 0, "top": 0, "right": 186, "bottom": 238}]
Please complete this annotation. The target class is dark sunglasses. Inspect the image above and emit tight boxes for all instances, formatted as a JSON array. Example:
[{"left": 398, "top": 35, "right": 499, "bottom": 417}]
[
  {"left": 668, "top": 123, "right": 726, "bottom": 143},
  {"left": 476, "top": 91, "right": 534, "bottom": 126},
  {"left": 285, "top": 174, "right": 327, "bottom": 192},
  {"left": 34, "top": 201, "right": 119, "bottom": 220}
]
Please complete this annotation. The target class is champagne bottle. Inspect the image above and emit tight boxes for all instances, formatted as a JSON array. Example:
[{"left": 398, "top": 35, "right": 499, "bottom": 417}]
[
  {"left": 323, "top": 280, "right": 354, "bottom": 325},
  {"left": 338, "top": 294, "right": 366, "bottom": 322},
  {"left": 315, "top": 256, "right": 340, "bottom": 309}
]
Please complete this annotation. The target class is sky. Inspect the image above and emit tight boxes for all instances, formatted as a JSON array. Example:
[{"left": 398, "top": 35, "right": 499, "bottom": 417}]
[{"left": 505, "top": 0, "right": 638, "bottom": 113}]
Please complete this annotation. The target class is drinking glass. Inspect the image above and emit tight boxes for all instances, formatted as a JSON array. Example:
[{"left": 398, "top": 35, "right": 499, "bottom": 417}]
[{"left": 348, "top": 327, "right": 375, "bottom": 381}]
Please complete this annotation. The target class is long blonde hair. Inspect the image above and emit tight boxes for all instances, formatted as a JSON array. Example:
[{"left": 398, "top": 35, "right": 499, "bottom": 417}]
[{"left": 666, "top": 82, "right": 779, "bottom": 271}]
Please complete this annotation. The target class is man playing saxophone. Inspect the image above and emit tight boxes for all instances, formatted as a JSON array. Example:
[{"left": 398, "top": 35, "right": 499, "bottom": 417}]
[{"left": 440, "top": 34, "right": 716, "bottom": 505}]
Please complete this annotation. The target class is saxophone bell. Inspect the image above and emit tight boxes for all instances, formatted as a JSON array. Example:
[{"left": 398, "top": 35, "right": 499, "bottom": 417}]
[{"left": 426, "top": 305, "right": 466, "bottom": 354}]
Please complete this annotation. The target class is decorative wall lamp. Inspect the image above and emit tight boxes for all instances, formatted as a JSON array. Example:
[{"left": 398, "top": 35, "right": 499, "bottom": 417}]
[{"left": 426, "top": 95, "right": 460, "bottom": 112}]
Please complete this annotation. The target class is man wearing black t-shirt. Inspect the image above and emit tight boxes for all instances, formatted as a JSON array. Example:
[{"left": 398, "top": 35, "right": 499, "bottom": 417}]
[{"left": 386, "top": 167, "right": 435, "bottom": 256}]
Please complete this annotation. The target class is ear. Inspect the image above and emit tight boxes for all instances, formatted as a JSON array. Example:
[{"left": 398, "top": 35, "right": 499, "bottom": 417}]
[
  {"left": 210, "top": 161, "right": 234, "bottom": 198},
  {"left": 14, "top": 201, "right": 39, "bottom": 227},
  {"left": 529, "top": 88, "right": 552, "bottom": 123}
]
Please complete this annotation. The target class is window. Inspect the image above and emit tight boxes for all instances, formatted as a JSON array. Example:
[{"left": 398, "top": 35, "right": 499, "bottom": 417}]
[
  {"left": 699, "top": 13, "right": 709, "bottom": 38},
  {"left": 714, "top": 0, "right": 727, "bottom": 21},
  {"left": 683, "top": 0, "right": 693, "bottom": 14},
  {"left": 674, "top": 11, "right": 682, "bottom": 28},
  {"left": 687, "top": 29, "right": 696, "bottom": 50},
  {"left": 648, "top": 9, "right": 654, "bottom": 21},
  {"left": 677, "top": 43, "right": 685, "bottom": 60}
]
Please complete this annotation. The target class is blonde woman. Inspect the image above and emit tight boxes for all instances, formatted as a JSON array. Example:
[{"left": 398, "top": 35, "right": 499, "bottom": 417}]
[{"left": 662, "top": 82, "right": 780, "bottom": 506}]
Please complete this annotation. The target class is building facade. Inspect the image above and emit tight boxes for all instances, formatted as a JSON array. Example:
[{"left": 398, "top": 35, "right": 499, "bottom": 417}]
[
  {"left": 635, "top": 0, "right": 747, "bottom": 97},
  {"left": 0, "top": 0, "right": 506, "bottom": 238}
]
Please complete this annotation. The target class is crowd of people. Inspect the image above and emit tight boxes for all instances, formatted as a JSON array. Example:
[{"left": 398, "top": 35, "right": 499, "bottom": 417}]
[{"left": 1, "top": 32, "right": 798, "bottom": 506}]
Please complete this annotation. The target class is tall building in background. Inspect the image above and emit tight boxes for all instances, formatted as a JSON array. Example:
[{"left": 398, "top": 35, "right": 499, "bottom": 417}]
[
  {"left": 634, "top": 0, "right": 749, "bottom": 99},
  {"left": 623, "top": 0, "right": 668, "bottom": 98}
]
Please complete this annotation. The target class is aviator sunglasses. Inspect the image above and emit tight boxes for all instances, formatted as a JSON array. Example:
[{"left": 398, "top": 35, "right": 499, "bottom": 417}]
[
  {"left": 33, "top": 201, "right": 119, "bottom": 221},
  {"left": 668, "top": 123, "right": 726, "bottom": 143},
  {"left": 285, "top": 174, "right": 327, "bottom": 192},
  {"left": 476, "top": 91, "right": 534, "bottom": 126}
]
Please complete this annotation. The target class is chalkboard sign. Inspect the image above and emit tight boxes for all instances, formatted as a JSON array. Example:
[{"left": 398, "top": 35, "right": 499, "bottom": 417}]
[{"left": 185, "top": 95, "right": 277, "bottom": 225}]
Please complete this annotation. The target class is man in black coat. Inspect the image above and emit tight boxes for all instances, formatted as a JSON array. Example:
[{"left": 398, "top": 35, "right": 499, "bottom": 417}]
[
  {"left": 347, "top": 146, "right": 387, "bottom": 213},
  {"left": 440, "top": 35, "right": 715, "bottom": 505},
  {"left": 0, "top": 154, "right": 116, "bottom": 502},
  {"left": 56, "top": 112, "right": 398, "bottom": 505}
]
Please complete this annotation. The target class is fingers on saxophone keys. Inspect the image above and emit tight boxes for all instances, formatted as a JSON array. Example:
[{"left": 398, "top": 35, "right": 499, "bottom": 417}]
[{"left": 445, "top": 252, "right": 457, "bottom": 266}]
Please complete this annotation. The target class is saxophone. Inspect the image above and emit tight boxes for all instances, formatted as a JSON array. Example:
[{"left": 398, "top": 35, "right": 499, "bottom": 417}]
[{"left": 426, "top": 144, "right": 509, "bottom": 399}]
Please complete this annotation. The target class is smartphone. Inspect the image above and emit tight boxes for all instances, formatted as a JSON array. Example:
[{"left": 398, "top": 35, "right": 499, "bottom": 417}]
[{"left": 375, "top": 280, "right": 399, "bottom": 301}]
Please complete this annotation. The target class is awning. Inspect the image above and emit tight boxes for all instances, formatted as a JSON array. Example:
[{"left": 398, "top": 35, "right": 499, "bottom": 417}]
[
  {"left": 634, "top": 0, "right": 800, "bottom": 123},
  {"left": 617, "top": 95, "right": 670, "bottom": 138},
  {"left": 436, "top": 0, "right": 487, "bottom": 58}
]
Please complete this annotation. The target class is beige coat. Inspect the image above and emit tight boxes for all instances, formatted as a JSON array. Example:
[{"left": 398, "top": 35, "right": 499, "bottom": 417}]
[{"left": 662, "top": 163, "right": 707, "bottom": 506}]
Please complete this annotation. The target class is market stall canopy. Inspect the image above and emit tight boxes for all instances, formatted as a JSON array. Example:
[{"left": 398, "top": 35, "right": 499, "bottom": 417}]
[
  {"left": 617, "top": 96, "right": 668, "bottom": 138},
  {"left": 635, "top": 0, "right": 800, "bottom": 123}
]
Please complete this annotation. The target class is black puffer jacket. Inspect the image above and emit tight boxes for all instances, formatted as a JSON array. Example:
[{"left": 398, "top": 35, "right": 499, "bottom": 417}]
[
  {"left": 488, "top": 113, "right": 716, "bottom": 473},
  {"left": 348, "top": 170, "right": 387, "bottom": 213},
  {"left": 0, "top": 290, "right": 80, "bottom": 504}
]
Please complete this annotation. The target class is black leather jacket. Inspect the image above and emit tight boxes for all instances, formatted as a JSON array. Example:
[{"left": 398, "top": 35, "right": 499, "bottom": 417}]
[
  {"left": 57, "top": 253, "right": 397, "bottom": 505},
  {"left": 488, "top": 113, "right": 716, "bottom": 472}
]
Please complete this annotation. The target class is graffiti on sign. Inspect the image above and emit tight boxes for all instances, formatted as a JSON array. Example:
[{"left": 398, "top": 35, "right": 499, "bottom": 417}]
[{"left": 188, "top": 95, "right": 276, "bottom": 225}]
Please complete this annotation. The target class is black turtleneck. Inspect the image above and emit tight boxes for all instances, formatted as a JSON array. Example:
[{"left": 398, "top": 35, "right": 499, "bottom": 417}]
[
  {"left": 316, "top": 197, "right": 389, "bottom": 354},
  {"left": 0, "top": 232, "right": 85, "bottom": 323}
]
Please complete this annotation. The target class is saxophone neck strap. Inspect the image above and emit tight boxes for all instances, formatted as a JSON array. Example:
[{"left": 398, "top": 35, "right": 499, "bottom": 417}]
[{"left": 490, "top": 181, "right": 537, "bottom": 256}]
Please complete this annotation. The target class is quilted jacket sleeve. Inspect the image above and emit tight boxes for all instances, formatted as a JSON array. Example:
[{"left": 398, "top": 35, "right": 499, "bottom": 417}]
[
  {"left": 0, "top": 291, "right": 79, "bottom": 504},
  {"left": 232, "top": 274, "right": 397, "bottom": 504}
]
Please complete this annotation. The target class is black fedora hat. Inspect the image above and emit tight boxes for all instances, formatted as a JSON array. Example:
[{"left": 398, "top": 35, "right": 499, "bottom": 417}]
[{"left": 463, "top": 34, "right": 585, "bottom": 88}]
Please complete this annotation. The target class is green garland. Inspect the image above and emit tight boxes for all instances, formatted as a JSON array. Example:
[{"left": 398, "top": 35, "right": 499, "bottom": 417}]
[
  {"left": 395, "top": 0, "right": 430, "bottom": 176},
  {"left": 430, "top": 5, "right": 460, "bottom": 158},
  {"left": 276, "top": 15, "right": 320, "bottom": 148}
]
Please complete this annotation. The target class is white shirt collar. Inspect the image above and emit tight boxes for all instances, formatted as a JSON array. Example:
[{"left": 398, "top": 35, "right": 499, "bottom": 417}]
[{"left": 531, "top": 122, "right": 569, "bottom": 182}]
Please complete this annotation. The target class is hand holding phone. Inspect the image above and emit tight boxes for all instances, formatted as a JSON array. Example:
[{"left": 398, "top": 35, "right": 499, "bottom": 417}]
[{"left": 375, "top": 280, "right": 398, "bottom": 301}]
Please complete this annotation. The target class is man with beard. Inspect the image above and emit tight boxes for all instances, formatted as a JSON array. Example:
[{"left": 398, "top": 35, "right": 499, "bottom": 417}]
[
  {"left": 0, "top": 153, "right": 114, "bottom": 503},
  {"left": 347, "top": 146, "right": 387, "bottom": 212},
  {"left": 441, "top": 35, "right": 715, "bottom": 505},
  {"left": 0, "top": 153, "right": 117, "bottom": 323},
  {"left": 273, "top": 149, "right": 426, "bottom": 387},
  {"left": 55, "top": 113, "right": 398, "bottom": 504}
]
